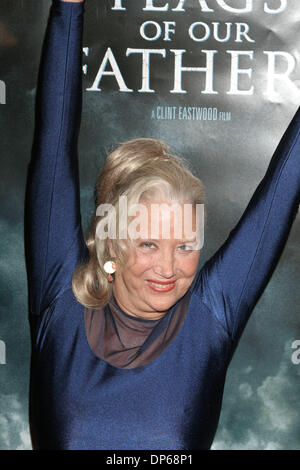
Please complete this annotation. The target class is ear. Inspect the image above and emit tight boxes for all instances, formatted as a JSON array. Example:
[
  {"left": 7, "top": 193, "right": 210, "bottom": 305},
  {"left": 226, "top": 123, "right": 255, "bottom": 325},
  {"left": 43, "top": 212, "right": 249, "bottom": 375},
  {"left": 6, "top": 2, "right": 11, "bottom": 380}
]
[{"left": 107, "top": 239, "right": 117, "bottom": 258}]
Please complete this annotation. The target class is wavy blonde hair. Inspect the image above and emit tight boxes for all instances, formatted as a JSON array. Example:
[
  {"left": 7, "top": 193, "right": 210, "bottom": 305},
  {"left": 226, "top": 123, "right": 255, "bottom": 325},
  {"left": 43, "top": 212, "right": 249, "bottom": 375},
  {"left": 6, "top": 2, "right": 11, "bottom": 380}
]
[{"left": 72, "top": 138, "right": 205, "bottom": 308}]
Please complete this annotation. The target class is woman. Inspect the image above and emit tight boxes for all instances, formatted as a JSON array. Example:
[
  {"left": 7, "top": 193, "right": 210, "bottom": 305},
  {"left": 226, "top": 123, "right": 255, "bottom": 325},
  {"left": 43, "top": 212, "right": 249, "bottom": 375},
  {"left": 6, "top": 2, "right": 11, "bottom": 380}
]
[{"left": 25, "top": 0, "right": 300, "bottom": 450}]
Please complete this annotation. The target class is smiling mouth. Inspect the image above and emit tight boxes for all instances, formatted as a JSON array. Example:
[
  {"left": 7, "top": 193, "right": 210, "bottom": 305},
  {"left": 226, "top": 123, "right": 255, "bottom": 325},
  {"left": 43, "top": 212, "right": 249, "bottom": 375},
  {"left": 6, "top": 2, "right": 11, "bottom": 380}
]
[{"left": 146, "top": 279, "right": 176, "bottom": 292}]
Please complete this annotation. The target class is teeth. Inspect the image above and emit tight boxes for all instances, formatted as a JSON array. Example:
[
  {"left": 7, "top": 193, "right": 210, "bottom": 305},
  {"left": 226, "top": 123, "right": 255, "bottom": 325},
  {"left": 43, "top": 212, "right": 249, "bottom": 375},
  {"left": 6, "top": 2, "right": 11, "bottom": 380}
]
[{"left": 148, "top": 281, "right": 175, "bottom": 288}]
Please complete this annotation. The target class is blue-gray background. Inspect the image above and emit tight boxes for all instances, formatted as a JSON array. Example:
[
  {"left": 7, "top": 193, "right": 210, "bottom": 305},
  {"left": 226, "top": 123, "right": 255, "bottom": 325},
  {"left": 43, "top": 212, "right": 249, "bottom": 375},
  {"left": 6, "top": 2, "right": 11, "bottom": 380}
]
[{"left": 0, "top": 0, "right": 299, "bottom": 449}]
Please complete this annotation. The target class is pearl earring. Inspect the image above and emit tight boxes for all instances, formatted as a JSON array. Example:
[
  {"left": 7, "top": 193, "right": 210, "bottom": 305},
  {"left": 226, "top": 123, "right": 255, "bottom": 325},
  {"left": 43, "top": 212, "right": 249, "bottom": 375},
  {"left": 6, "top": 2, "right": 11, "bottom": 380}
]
[{"left": 103, "top": 261, "right": 116, "bottom": 282}]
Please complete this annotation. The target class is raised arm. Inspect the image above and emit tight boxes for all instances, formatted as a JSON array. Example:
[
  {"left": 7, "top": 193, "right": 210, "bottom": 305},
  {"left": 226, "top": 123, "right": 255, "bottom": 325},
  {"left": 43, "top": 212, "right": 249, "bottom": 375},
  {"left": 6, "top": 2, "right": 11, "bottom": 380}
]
[
  {"left": 196, "top": 106, "right": 300, "bottom": 345},
  {"left": 25, "top": 0, "right": 87, "bottom": 317}
]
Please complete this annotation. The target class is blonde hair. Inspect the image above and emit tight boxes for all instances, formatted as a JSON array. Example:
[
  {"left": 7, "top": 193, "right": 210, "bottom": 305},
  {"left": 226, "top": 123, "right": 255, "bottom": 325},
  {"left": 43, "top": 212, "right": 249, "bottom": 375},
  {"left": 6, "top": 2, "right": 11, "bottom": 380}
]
[{"left": 72, "top": 138, "right": 205, "bottom": 308}]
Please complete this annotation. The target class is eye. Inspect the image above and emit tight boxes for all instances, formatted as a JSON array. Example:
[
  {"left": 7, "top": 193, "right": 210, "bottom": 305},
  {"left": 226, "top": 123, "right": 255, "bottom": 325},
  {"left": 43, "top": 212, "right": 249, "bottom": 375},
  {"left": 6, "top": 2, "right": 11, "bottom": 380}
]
[
  {"left": 178, "top": 244, "right": 193, "bottom": 251},
  {"left": 140, "top": 242, "right": 156, "bottom": 249}
]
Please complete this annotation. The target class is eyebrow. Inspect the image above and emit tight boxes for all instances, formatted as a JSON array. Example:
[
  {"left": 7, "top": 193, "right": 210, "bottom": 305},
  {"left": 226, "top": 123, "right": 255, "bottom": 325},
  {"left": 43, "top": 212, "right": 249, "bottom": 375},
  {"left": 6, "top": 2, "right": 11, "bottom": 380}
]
[{"left": 138, "top": 238, "right": 197, "bottom": 243}]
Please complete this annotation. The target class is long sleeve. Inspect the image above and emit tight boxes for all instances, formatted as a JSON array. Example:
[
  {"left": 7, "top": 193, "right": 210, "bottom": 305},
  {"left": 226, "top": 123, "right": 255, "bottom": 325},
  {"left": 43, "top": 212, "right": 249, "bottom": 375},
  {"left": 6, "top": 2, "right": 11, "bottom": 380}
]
[
  {"left": 197, "top": 106, "right": 300, "bottom": 345},
  {"left": 25, "top": 0, "right": 87, "bottom": 316}
]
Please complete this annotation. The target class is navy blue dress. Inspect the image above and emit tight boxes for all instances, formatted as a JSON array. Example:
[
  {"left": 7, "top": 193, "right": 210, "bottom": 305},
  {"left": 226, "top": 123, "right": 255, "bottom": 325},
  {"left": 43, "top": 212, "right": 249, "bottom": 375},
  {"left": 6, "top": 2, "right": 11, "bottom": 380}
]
[{"left": 25, "top": 0, "right": 300, "bottom": 450}]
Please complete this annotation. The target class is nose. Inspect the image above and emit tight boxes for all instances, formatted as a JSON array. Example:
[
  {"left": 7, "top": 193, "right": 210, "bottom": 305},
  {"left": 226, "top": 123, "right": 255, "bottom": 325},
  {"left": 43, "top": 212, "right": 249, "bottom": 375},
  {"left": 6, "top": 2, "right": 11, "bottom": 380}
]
[{"left": 153, "top": 249, "right": 176, "bottom": 279}]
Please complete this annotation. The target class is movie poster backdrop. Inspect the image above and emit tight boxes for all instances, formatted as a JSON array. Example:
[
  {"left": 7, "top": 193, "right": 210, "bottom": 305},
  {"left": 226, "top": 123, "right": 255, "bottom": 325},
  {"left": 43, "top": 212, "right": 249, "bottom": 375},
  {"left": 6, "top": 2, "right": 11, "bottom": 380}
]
[{"left": 0, "top": 0, "right": 299, "bottom": 450}]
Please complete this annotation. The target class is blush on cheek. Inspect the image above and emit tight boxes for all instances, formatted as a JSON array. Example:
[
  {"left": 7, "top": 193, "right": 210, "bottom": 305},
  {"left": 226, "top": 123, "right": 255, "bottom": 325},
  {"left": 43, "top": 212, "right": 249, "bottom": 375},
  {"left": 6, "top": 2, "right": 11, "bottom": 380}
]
[
  {"left": 179, "top": 253, "right": 200, "bottom": 275},
  {"left": 135, "top": 251, "right": 156, "bottom": 270},
  {"left": 124, "top": 250, "right": 154, "bottom": 280}
]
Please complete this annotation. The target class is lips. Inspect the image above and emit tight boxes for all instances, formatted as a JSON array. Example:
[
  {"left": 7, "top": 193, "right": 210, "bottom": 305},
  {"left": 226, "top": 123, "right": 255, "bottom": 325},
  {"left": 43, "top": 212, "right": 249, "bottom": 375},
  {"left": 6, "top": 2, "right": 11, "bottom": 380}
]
[{"left": 146, "top": 279, "right": 176, "bottom": 292}]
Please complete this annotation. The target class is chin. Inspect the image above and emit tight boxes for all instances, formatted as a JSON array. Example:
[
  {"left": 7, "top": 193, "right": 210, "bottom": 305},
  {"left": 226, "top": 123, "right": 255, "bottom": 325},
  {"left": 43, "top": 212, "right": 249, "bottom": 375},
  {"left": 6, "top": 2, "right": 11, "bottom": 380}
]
[{"left": 148, "top": 294, "right": 179, "bottom": 312}]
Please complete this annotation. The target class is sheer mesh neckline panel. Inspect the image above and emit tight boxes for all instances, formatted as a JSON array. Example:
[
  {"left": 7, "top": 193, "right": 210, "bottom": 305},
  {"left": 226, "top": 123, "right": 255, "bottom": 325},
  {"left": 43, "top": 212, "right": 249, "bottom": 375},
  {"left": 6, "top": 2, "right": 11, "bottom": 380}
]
[{"left": 84, "top": 290, "right": 192, "bottom": 369}]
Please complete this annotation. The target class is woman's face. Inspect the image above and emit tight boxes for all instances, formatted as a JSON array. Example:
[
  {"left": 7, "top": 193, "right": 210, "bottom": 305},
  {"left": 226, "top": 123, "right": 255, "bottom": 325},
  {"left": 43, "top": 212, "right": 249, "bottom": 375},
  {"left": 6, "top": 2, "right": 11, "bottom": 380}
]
[{"left": 110, "top": 201, "right": 201, "bottom": 320}]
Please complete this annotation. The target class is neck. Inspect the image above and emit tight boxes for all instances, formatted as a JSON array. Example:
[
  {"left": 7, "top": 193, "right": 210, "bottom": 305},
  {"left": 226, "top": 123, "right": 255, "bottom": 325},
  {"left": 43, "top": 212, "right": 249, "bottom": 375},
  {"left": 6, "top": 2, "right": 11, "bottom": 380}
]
[{"left": 112, "top": 287, "right": 167, "bottom": 321}]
